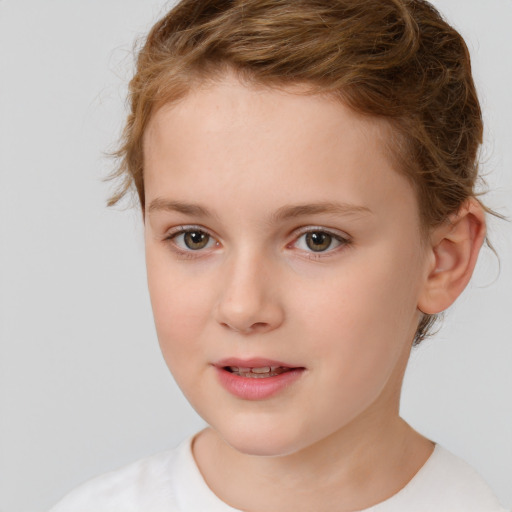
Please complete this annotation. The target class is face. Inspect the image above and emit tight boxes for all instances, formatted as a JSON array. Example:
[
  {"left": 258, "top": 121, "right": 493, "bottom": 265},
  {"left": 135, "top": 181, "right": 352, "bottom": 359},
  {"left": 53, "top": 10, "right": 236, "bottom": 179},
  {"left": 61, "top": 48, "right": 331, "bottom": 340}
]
[{"left": 143, "top": 74, "right": 429, "bottom": 457}]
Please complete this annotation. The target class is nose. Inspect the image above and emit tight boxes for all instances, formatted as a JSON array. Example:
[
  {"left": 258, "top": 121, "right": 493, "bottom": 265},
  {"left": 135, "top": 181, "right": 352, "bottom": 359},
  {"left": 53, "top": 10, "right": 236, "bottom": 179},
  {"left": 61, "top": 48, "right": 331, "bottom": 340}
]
[{"left": 214, "top": 251, "right": 285, "bottom": 335}]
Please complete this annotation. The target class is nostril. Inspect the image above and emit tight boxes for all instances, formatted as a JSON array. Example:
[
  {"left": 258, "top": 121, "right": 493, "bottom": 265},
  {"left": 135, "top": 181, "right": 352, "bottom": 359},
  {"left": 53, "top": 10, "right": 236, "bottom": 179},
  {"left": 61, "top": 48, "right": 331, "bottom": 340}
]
[
  {"left": 220, "top": 321, "right": 269, "bottom": 334},
  {"left": 250, "top": 322, "right": 270, "bottom": 331}
]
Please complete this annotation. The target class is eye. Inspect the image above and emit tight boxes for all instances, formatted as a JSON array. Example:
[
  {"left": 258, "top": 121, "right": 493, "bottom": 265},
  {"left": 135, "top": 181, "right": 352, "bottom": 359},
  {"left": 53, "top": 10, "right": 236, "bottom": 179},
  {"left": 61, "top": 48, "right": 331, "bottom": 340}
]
[
  {"left": 166, "top": 228, "right": 217, "bottom": 251},
  {"left": 293, "top": 229, "right": 349, "bottom": 253}
]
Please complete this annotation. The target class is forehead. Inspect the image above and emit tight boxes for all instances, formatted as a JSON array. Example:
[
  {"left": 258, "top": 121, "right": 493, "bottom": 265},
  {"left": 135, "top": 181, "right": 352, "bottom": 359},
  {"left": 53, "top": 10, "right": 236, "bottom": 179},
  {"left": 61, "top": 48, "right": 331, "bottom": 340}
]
[
  {"left": 144, "top": 73, "right": 395, "bottom": 158},
  {"left": 142, "top": 75, "right": 418, "bottom": 225}
]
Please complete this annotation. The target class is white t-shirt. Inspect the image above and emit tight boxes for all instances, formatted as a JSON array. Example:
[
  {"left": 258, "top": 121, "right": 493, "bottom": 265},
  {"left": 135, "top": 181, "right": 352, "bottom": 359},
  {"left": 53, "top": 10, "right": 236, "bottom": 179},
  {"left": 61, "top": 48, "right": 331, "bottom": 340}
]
[{"left": 49, "top": 436, "right": 508, "bottom": 512}]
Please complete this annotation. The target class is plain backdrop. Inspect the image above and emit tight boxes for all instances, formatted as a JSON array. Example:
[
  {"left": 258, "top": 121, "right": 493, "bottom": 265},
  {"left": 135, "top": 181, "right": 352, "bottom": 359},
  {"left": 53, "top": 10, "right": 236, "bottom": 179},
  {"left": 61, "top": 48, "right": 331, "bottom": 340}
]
[{"left": 0, "top": 1, "right": 511, "bottom": 511}]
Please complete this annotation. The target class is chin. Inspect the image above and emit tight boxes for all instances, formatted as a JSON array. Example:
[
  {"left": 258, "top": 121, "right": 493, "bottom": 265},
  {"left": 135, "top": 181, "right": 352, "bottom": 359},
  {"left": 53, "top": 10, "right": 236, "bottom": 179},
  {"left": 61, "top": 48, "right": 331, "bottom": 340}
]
[
  {"left": 215, "top": 420, "right": 312, "bottom": 458},
  {"left": 225, "top": 436, "right": 302, "bottom": 458}
]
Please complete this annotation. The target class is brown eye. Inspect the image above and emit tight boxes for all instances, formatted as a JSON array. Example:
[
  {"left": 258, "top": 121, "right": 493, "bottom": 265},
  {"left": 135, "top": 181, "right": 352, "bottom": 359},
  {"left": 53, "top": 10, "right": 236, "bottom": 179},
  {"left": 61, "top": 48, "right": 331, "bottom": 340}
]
[
  {"left": 183, "top": 230, "right": 210, "bottom": 250},
  {"left": 168, "top": 228, "right": 217, "bottom": 252},
  {"left": 305, "top": 232, "right": 333, "bottom": 252}
]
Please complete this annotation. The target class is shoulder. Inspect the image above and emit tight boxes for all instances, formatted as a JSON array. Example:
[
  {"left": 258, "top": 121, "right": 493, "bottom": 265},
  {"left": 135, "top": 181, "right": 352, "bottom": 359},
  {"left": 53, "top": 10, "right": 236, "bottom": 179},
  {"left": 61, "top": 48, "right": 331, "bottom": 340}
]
[
  {"left": 421, "top": 446, "right": 507, "bottom": 511},
  {"left": 48, "top": 438, "right": 191, "bottom": 512},
  {"left": 376, "top": 444, "right": 508, "bottom": 512}
]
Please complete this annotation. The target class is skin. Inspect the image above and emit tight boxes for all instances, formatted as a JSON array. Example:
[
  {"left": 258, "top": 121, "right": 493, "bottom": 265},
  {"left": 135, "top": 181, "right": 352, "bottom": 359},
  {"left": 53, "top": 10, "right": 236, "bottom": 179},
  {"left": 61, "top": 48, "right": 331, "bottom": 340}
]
[{"left": 142, "top": 73, "right": 485, "bottom": 511}]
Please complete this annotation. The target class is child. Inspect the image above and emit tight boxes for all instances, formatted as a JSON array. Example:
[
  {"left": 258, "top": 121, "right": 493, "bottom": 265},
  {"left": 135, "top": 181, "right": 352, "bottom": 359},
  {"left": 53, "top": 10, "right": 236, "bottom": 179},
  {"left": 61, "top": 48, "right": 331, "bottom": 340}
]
[{"left": 50, "top": 0, "right": 508, "bottom": 510}]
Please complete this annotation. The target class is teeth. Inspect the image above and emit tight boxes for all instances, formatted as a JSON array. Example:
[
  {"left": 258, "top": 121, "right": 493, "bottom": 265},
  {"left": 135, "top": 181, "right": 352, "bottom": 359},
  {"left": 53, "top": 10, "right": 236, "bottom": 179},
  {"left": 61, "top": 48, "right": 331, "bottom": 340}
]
[
  {"left": 226, "top": 365, "right": 292, "bottom": 377},
  {"left": 251, "top": 366, "right": 271, "bottom": 374}
]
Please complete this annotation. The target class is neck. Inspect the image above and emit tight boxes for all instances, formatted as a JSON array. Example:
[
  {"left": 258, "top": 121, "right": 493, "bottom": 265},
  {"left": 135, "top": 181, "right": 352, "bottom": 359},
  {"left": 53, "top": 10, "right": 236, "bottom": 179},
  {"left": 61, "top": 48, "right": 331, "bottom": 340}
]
[{"left": 193, "top": 415, "right": 433, "bottom": 512}]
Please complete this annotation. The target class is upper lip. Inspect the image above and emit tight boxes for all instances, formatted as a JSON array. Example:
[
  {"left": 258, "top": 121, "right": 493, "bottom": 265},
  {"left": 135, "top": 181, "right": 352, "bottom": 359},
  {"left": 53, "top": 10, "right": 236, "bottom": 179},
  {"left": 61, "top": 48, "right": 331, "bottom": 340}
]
[{"left": 214, "top": 357, "right": 302, "bottom": 369}]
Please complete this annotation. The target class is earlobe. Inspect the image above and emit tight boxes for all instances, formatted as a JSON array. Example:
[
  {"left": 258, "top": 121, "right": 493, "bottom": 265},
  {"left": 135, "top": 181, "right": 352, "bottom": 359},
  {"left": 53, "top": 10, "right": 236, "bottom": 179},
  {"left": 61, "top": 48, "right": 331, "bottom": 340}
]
[{"left": 418, "top": 199, "right": 486, "bottom": 315}]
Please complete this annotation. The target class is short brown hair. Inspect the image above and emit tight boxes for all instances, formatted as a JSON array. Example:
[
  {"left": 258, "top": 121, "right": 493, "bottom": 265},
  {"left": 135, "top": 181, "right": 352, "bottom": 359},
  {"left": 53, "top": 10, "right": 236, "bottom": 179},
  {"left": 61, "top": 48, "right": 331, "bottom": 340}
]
[{"left": 109, "top": 0, "right": 487, "bottom": 344}]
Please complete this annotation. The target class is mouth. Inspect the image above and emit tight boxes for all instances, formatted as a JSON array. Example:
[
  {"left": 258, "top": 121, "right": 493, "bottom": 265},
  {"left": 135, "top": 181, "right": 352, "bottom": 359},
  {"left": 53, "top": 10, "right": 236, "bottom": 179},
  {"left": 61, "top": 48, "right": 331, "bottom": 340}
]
[{"left": 213, "top": 358, "right": 305, "bottom": 400}]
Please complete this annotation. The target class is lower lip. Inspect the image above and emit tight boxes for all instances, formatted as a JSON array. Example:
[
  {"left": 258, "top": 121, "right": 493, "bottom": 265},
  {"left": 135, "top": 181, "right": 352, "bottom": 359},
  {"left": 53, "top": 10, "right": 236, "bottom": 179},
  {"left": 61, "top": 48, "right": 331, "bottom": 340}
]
[{"left": 215, "top": 367, "right": 305, "bottom": 400}]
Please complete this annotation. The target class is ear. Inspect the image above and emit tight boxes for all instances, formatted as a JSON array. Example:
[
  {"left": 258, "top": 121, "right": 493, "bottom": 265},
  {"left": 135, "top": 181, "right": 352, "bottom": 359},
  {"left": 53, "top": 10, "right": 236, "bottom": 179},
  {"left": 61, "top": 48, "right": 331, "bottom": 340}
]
[{"left": 418, "top": 199, "right": 486, "bottom": 315}]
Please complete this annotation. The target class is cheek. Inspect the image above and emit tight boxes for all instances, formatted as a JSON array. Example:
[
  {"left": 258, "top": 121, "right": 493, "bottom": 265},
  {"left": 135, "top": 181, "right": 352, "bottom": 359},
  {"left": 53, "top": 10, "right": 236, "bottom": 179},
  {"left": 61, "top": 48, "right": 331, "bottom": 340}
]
[
  {"left": 303, "top": 256, "right": 417, "bottom": 330},
  {"left": 294, "top": 247, "right": 422, "bottom": 379},
  {"left": 145, "top": 251, "right": 213, "bottom": 368}
]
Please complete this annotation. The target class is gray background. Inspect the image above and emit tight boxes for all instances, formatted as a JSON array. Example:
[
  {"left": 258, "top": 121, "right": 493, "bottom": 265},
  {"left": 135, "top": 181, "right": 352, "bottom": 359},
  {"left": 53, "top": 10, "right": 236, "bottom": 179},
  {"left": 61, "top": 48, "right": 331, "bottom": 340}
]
[{"left": 0, "top": 1, "right": 511, "bottom": 511}]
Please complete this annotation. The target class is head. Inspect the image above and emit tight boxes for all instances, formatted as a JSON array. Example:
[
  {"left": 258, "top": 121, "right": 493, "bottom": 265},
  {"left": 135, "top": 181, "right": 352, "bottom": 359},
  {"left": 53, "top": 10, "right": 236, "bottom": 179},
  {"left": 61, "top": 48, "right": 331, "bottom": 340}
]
[
  {"left": 109, "top": 0, "right": 487, "bottom": 455},
  {"left": 110, "top": 0, "right": 487, "bottom": 345}
]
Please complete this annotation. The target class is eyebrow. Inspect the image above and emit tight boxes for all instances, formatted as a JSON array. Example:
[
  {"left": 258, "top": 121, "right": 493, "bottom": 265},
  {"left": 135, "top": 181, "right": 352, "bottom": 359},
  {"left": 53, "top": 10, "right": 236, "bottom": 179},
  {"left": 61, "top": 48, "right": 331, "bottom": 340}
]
[
  {"left": 269, "top": 202, "right": 372, "bottom": 223},
  {"left": 148, "top": 198, "right": 212, "bottom": 217},
  {"left": 147, "top": 198, "right": 372, "bottom": 221}
]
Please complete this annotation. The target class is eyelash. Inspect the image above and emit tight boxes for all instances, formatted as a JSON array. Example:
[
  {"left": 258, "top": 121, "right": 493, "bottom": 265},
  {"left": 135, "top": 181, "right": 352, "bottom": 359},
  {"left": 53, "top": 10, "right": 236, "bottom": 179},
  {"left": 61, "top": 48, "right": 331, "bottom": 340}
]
[
  {"left": 163, "top": 226, "right": 219, "bottom": 260},
  {"left": 290, "top": 227, "right": 352, "bottom": 260},
  {"left": 163, "top": 225, "right": 352, "bottom": 260}
]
